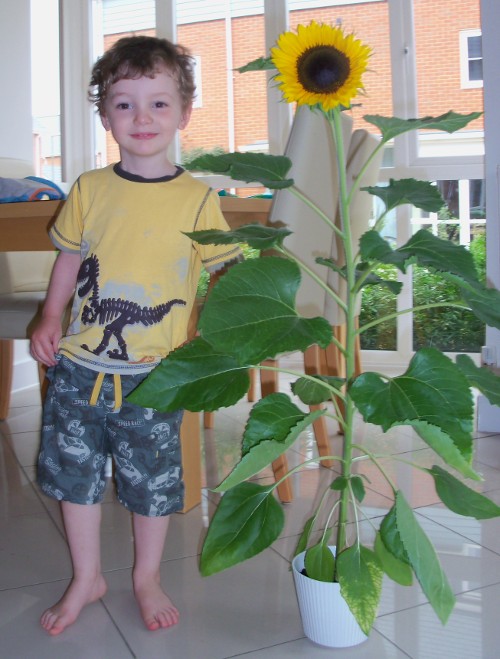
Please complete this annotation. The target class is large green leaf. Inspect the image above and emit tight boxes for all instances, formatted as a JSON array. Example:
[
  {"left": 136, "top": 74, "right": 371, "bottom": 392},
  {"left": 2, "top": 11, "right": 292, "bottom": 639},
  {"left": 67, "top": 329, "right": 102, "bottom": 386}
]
[
  {"left": 361, "top": 229, "right": 479, "bottom": 282},
  {"left": 364, "top": 112, "right": 482, "bottom": 143},
  {"left": 359, "top": 231, "right": 408, "bottom": 269},
  {"left": 185, "top": 224, "right": 292, "bottom": 251},
  {"left": 304, "top": 542, "right": 336, "bottom": 582},
  {"left": 242, "top": 392, "right": 316, "bottom": 454},
  {"left": 337, "top": 545, "right": 383, "bottom": 635},
  {"left": 199, "top": 257, "right": 333, "bottom": 364},
  {"left": 380, "top": 505, "right": 410, "bottom": 564},
  {"left": 186, "top": 152, "right": 294, "bottom": 189},
  {"left": 214, "top": 395, "right": 325, "bottom": 491},
  {"left": 291, "top": 374, "right": 344, "bottom": 405},
  {"left": 456, "top": 354, "right": 500, "bottom": 407},
  {"left": 395, "top": 491, "right": 455, "bottom": 624},
  {"left": 350, "top": 349, "right": 480, "bottom": 479},
  {"left": 200, "top": 481, "right": 284, "bottom": 576},
  {"left": 453, "top": 280, "right": 500, "bottom": 331},
  {"left": 363, "top": 179, "right": 445, "bottom": 213},
  {"left": 374, "top": 532, "right": 413, "bottom": 586},
  {"left": 127, "top": 337, "right": 250, "bottom": 412},
  {"left": 428, "top": 465, "right": 500, "bottom": 519}
]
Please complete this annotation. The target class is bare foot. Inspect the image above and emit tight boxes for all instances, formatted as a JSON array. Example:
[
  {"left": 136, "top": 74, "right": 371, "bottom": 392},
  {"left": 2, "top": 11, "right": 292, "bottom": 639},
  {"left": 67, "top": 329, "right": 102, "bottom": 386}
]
[
  {"left": 133, "top": 576, "right": 179, "bottom": 631},
  {"left": 40, "top": 574, "right": 107, "bottom": 636}
]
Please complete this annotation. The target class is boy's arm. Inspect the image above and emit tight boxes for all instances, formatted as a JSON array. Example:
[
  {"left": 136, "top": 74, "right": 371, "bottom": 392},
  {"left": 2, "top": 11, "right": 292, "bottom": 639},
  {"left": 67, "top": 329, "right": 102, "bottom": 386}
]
[{"left": 30, "top": 252, "right": 81, "bottom": 366}]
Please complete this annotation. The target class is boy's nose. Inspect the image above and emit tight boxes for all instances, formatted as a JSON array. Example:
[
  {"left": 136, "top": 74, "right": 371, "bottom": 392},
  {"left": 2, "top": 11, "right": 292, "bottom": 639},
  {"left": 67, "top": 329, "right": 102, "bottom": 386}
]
[{"left": 135, "top": 109, "right": 153, "bottom": 124}]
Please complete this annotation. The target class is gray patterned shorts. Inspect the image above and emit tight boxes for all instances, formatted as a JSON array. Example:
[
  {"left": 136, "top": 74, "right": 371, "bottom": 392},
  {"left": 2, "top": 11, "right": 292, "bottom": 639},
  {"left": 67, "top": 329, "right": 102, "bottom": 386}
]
[{"left": 37, "top": 355, "right": 184, "bottom": 516}]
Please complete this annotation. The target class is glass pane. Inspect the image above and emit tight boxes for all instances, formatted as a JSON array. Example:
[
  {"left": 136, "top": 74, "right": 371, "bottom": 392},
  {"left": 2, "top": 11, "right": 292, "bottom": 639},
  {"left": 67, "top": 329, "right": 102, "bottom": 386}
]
[
  {"left": 468, "top": 34, "right": 482, "bottom": 58},
  {"left": 31, "top": 0, "right": 61, "bottom": 182},
  {"left": 469, "top": 59, "right": 483, "bottom": 82},
  {"left": 412, "top": 179, "right": 486, "bottom": 353},
  {"left": 415, "top": 3, "right": 484, "bottom": 157},
  {"left": 176, "top": 1, "right": 268, "bottom": 167}
]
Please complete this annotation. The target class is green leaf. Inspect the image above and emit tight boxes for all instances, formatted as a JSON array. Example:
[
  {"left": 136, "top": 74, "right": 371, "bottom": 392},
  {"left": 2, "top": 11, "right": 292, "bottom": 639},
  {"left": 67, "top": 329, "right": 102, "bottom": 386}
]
[
  {"left": 351, "top": 475, "right": 366, "bottom": 502},
  {"left": 395, "top": 491, "right": 455, "bottom": 624},
  {"left": 185, "top": 223, "right": 292, "bottom": 251},
  {"left": 291, "top": 374, "right": 344, "bottom": 405},
  {"left": 241, "top": 392, "right": 314, "bottom": 454},
  {"left": 364, "top": 111, "right": 482, "bottom": 143},
  {"left": 331, "top": 476, "right": 348, "bottom": 491},
  {"left": 215, "top": 396, "right": 325, "bottom": 491},
  {"left": 294, "top": 516, "right": 315, "bottom": 556},
  {"left": 456, "top": 354, "right": 500, "bottom": 407},
  {"left": 456, "top": 281, "right": 500, "bottom": 331},
  {"left": 379, "top": 505, "right": 410, "bottom": 564},
  {"left": 199, "top": 257, "right": 333, "bottom": 364},
  {"left": 428, "top": 465, "right": 500, "bottom": 519},
  {"left": 186, "top": 152, "right": 294, "bottom": 189},
  {"left": 350, "top": 348, "right": 479, "bottom": 479},
  {"left": 127, "top": 337, "right": 250, "bottom": 412},
  {"left": 337, "top": 545, "right": 383, "bottom": 635},
  {"left": 304, "top": 543, "right": 336, "bottom": 582},
  {"left": 359, "top": 231, "right": 408, "bottom": 269},
  {"left": 374, "top": 532, "right": 413, "bottom": 586},
  {"left": 200, "top": 482, "right": 284, "bottom": 576},
  {"left": 400, "top": 230, "right": 479, "bottom": 281},
  {"left": 363, "top": 179, "right": 445, "bottom": 213},
  {"left": 236, "top": 56, "right": 275, "bottom": 73},
  {"left": 361, "top": 229, "right": 479, "bottom": 282}
]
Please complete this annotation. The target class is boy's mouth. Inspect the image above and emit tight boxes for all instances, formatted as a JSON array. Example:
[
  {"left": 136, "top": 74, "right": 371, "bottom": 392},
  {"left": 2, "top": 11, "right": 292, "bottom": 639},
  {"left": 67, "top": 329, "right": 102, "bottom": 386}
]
[{"left": 131, "top": 133, "right": 157, "bottom": 140}]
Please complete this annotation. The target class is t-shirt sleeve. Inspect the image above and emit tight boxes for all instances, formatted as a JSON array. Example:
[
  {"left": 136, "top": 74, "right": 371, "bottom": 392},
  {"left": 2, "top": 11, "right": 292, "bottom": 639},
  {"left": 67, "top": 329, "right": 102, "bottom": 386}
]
[
  {"left": 49, "top": 178, "right": 83, "bottom": 253},
  {"left": 194, "top": 190, "right": 242, "bottom": 273}
]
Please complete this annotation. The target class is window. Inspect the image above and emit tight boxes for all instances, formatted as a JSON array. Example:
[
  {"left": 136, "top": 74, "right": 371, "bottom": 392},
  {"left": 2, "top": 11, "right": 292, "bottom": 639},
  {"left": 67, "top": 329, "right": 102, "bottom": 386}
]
[{"left": 460, "top": 29, "right": 483, "bottom": 88}]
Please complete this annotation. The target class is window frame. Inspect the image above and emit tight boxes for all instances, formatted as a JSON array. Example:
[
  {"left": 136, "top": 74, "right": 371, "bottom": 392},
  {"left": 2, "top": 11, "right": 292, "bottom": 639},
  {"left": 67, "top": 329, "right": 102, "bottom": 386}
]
[{"left": 460, "top": 28, "right": 483, "bottom": 89}]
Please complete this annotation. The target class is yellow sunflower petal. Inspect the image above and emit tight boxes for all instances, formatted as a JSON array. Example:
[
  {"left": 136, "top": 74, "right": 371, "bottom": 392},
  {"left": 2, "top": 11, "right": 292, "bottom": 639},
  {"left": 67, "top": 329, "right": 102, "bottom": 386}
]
[{"left": 271, "top": 21, "right": 371, "bottom": 111}]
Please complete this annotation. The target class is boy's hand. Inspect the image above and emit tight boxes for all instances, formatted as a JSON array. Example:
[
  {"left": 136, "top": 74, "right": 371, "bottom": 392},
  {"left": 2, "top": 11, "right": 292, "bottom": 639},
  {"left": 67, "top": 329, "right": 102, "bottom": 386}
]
[{"left": 30, "top": 316, "right": 63, "bottom": 366}]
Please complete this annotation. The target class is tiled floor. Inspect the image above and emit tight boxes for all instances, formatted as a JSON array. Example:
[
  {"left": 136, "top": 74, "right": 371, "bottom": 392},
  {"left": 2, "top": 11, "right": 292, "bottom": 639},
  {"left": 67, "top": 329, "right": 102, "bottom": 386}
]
[{"left": 1, "top": 356, "right": 500, "bottom": 658}]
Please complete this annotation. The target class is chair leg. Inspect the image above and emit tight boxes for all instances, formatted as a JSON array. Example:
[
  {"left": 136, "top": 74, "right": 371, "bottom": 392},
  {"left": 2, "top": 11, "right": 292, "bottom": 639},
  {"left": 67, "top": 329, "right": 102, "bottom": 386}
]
[
  {"left": 303, "top": 345, "right": 333, "bottom": 468},
  {"left": 37, "top": 361, "right": 49, "bottom": 404},
  {"left": 260, "top": 361, "right": 293, "bottom": 503},
  {"left": 0, "top": 339, "right": 14, "bottom": 420}
]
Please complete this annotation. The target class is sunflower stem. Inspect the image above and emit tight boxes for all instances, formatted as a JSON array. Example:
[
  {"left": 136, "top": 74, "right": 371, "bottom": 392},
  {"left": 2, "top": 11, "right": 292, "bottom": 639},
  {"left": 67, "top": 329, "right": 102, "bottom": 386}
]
[{"left": 329, "top": 106, "right": 357, "bottom": 563}]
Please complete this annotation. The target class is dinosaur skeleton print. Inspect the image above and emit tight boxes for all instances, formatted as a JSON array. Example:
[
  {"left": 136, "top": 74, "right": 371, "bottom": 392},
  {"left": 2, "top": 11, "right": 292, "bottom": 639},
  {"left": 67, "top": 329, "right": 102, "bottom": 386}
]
[{"left": 77, "top": 254, "right": 186, "bottom": 361}]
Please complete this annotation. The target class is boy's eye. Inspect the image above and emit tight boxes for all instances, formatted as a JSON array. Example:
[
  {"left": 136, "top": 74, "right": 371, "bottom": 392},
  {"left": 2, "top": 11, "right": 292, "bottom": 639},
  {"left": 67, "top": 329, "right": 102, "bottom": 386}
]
[
  {"left": 154, "top": 101, "right": 168, "bottom": 108},
  {"left": 116, "top": 102, "right": 131, "bottom": 110}
]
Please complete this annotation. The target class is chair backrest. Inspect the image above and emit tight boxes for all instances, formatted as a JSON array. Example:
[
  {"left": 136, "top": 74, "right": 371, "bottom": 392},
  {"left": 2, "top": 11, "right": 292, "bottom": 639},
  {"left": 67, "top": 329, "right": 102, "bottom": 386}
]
[
  {"left": 0, "top": 158, "right": 57, "bottom": 296},
  {"left": 267, "top": 107, "right": 383, "bottom": 324}
]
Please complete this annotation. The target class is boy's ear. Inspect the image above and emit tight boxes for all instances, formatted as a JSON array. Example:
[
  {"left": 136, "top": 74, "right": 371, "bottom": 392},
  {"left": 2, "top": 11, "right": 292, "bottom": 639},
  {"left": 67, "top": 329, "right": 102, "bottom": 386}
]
[
  {"left": 179, "top": 103, "right": 193, "bottom": 130},
  {"left": 101, "top": 113, "right": 111, "bottom": 131}
]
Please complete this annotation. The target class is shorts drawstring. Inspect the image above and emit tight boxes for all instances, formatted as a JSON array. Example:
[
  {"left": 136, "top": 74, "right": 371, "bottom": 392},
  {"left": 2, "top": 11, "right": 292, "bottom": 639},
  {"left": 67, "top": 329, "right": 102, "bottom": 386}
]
[{"left": 89, "top": 372, "right": 122, "bottom": 412}]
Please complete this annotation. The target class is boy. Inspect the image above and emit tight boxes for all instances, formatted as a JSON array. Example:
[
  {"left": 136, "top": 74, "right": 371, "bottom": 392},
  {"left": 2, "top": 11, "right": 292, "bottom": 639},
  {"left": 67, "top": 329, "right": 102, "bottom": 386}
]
[{"left": 30, "top": 35, "right": 240, "bottom": 636}]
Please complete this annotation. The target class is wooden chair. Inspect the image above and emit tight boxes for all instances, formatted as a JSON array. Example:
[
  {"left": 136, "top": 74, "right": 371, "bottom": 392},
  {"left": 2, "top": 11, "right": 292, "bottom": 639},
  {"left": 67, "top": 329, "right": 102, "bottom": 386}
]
[{"left": 0, "top": 158, "right": 58, "bottom": 420}]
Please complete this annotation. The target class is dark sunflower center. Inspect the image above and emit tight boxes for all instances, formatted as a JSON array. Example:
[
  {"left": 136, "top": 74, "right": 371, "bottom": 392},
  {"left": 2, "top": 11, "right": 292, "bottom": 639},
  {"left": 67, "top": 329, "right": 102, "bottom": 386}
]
[{"left": 297, "top": 45, "right": 350, "bottom": 94}]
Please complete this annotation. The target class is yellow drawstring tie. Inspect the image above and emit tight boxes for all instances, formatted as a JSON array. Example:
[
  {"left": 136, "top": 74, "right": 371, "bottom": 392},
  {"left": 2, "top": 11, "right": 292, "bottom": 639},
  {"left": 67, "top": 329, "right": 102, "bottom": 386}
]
[{"left": 89, "top": 372, "right": 122, "bottom": 412}]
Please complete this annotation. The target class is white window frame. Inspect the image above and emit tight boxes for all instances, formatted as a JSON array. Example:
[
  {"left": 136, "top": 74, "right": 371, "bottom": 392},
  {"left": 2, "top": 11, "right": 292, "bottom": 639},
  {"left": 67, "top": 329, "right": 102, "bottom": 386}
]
[{"left": 460, "top": 29, "right": 483, "bottom": 89}]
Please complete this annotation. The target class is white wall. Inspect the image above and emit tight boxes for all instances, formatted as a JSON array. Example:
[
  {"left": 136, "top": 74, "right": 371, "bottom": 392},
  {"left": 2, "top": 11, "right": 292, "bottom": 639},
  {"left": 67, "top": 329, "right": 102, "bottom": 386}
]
[{"left": 0, "top": 0, "right": 33, "bottom": 162}]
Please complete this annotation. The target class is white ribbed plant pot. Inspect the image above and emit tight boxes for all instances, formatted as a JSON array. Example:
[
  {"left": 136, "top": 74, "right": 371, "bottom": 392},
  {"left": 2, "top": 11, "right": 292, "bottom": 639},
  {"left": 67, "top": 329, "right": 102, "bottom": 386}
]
[{"left": 292, "top": 548, "right": 368, "bottom": 648}]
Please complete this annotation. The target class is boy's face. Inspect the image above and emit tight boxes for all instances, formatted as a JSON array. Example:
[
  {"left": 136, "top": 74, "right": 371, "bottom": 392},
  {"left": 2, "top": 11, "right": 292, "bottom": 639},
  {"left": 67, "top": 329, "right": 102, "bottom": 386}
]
[{"left": 101, "top": 66, "right": 191, "bottom": 171}]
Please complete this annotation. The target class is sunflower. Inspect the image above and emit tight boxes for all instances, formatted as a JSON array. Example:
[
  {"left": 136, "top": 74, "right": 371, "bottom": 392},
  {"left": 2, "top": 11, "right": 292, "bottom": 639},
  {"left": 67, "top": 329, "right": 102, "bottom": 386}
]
[{"left": 271, "top": 21, "right": 371, "bottom": 111}]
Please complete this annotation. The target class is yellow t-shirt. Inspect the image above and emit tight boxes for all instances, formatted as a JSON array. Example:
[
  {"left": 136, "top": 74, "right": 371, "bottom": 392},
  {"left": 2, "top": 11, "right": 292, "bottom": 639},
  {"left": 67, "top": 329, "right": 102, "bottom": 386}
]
[{"left": 50, "top": 164, "right": 240, "bottom": 374}]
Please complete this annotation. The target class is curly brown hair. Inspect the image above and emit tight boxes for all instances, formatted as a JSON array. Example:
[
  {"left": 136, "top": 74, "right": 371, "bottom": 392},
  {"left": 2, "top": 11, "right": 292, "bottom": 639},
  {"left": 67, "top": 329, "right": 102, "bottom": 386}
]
[{"left": 89, "top": 35, "right": 196, "bottom": 115}]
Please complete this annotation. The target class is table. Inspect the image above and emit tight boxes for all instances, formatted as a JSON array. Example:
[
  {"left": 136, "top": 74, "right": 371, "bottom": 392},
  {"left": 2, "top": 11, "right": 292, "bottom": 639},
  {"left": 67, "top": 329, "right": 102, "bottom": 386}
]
[
  {"left": 0, "top": 196, "right": 272, "bottom": 251},
  {"left": 0, "top": 196, "right": 273, "bottom": 511}
]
